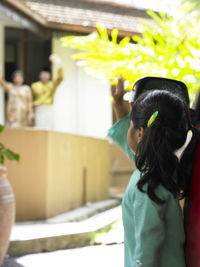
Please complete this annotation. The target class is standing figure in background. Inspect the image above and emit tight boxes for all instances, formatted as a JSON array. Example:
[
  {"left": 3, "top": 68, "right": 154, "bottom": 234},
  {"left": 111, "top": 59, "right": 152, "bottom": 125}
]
[
  {"left": 31, "top": 54, "right": 64, "bottom": 130},
  {"left": 0, "top": 70, "right": 34, "bottom": 128}
]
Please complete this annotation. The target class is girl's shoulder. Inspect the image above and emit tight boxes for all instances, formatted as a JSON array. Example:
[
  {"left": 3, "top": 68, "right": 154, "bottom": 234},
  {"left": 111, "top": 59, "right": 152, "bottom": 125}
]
[
  {"left": 128, "top": 169, "right": 174, "bottom": 204},
  {"left": 107, "top": 114, "right": 135, "bottom": 164}
]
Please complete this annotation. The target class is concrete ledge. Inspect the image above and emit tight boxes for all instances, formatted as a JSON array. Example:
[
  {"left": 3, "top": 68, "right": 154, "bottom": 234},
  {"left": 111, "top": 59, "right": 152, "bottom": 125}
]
[
  {"left": 46, "top": 199, "right": 121, "bottom": 223},
  {"left": 8, "top": 205, "right": 122, "bottom": 256}
]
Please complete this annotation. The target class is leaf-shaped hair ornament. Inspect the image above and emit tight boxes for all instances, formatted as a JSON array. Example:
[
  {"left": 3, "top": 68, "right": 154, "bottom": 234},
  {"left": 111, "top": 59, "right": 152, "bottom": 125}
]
[{"left": 147, "top": 111, "right": 159, "bottom": 127}]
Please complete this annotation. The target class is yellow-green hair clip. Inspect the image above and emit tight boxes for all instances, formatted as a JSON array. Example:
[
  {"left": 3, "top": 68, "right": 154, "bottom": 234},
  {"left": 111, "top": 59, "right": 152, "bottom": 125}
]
[{"left": 147, "top": 111, "right": 159, "bottom": 127}]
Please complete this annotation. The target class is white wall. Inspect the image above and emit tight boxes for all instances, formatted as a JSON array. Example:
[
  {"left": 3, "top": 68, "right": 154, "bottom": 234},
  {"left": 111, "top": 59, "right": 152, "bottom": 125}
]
[
  {"left": 0, "top": 23, "right": 5, "bottom": 125},
  {"left": 52, "top": 36, "right": 112, "bottom": 139}
]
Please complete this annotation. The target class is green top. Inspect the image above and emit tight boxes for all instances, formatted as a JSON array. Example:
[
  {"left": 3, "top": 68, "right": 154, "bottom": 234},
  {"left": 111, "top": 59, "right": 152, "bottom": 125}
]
[{"left": 108, "top": 115, "right": 186, "bottom": 267}]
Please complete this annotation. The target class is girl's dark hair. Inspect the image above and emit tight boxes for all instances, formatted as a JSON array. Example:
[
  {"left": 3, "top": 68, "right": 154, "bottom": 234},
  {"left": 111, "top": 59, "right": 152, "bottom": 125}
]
[
  {"left": 192, "top": 89, "right": 200, "bottom": 126},
  {"left": 131, "top": 90, "right": 198, "bottom": 204},
  {"left": 133, "top": 76, "right": 190, "bottom": 106}
]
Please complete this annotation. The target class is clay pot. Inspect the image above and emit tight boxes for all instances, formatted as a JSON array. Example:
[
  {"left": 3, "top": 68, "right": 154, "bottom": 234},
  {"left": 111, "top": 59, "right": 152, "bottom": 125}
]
[{"left": 0, "top": 166, "right": 15, "bottom": 264}]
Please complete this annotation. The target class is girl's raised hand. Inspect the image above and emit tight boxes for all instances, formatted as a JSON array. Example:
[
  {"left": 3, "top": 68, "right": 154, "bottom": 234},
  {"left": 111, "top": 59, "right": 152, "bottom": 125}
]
[
  {"left": 111, "top": 78, "right": 125, "bottom": 106},
  {"left": 111, "top": 78, "right": 130, "bottom": 121}
]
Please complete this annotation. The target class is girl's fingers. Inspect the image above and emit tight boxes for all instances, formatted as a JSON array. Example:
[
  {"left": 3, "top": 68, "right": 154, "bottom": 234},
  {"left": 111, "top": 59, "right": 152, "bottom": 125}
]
[
  {"left": 116, "top": 78, "right": 124, "bottom": 94},
  {"left": 111, "top": 84, "right": 117, "bottom": 96}
]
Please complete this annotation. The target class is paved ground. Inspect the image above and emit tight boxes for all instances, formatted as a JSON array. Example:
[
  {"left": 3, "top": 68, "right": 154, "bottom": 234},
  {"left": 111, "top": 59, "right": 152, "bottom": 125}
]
[
  {"left": 3, "top": 199, "right": 124, "bottom": 266},
  {"left": 2, "top": 244, "right": 124, "bottom": 267},
  {"left": 10, "top": 206, "right": 122, "bottom": 241},
  {"left": 8, "top": 201, "right": 122, "bottom": 256}
]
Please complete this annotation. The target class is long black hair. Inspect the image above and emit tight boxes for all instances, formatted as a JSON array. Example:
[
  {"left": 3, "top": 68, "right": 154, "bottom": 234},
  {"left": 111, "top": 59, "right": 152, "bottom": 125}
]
[
  {"left": 191, "top": 89, "right": 200, "bottom": 126},
  {"left": 131, "top": 90, "right": 199, "bottom": 204}
]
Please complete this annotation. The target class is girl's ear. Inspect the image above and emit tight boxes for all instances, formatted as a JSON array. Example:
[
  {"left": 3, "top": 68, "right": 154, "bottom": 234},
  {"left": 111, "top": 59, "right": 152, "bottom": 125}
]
[{"left": 136, "top": 127, "right": 145, "bottom": 144}]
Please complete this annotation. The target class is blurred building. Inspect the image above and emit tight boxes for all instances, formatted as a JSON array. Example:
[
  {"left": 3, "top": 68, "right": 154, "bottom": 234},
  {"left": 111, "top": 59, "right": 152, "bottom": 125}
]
[
  {"left": 0, "top": 0, "right": 149, "bottom": 138},
  {"left": 0, "top": 0, "right": 155, "bottom": 218}
]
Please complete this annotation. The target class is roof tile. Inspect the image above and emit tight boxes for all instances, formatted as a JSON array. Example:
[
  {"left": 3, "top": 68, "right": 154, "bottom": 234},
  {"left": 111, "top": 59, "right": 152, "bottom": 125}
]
[{"left": 21, "top": 0, "right": 147, "bottom": 34}]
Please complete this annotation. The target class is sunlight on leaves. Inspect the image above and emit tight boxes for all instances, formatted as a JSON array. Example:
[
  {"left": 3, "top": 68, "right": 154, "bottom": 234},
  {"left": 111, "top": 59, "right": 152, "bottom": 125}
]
[{"left": 61, "top": 3, "right": 200, "bottom": 101}]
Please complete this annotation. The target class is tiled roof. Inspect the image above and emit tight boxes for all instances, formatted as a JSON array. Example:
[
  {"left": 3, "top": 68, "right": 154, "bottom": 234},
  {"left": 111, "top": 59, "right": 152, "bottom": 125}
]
[
  {"left": 4, "top": 0, "right": 151, "bottom": 35},
  {"left": 23, "top": 0, "right": 149, "bottom": 17}
]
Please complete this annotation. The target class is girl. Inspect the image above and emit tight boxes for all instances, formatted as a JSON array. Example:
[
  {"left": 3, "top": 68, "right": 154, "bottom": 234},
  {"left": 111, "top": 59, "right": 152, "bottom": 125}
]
[
  {"left": 0, "top": 70, "right": 34, "bottom": 128},
  {"left": 108, "top": 80, "right": 199, "bottom": 267}
]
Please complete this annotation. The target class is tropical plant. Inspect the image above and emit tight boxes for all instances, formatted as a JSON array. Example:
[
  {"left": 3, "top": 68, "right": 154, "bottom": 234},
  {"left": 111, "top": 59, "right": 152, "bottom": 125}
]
[
  {"left": 62, "top": 23, "right": 137, "bottom": 90},
  {"left": 61, "top": 4, "right": 200, "bottom": 101},
  {"left": 0, "top": 125, "right": 19, "bottom": 164},
  {"left": 182, "top": 0, "right": 200, "bottom": 9}
]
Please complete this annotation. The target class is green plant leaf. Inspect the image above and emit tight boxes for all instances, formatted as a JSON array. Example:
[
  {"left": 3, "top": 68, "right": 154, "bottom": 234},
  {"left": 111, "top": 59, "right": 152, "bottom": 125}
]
[
  {"left": 111, "top": 29, "right": 118, "bottom": 44},
  {"left": 96, "top": 22, "right": 109, "bottom": 41},
  {"left": 0, "top": 125, "right": 4, "bottom": 133},
  {"left": 0, "top": 155, "right": 4, "bottom": 164},
  {"left": 4, "top": 149, "right": 20, "bottom": 162},
  {"left": 119, "top": 37, "right": 130, "bottom": 47}
]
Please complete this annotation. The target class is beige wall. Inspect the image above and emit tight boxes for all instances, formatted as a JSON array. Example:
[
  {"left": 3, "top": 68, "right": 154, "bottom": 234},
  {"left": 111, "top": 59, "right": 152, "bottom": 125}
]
[
  {"left": 0, "top": 128, "right": 109, "bottom": 221},
  {"left": 46, "top": 131, "right": 109, "bottom": 218},
  {"left": 0, "top": 129, "right": 48, "bottom": 220}
]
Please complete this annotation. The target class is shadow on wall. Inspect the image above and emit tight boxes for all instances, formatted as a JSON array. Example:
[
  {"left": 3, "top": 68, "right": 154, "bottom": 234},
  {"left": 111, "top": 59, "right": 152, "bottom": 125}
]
[{"left": 1, "top": 256, "right": 24, "bottom": 267}]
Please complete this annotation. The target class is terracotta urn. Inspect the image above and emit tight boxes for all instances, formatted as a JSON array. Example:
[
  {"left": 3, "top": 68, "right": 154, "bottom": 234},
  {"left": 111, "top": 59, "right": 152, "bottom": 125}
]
[{"left": 0, "top": 166, "right": 15, "bottom": 264}]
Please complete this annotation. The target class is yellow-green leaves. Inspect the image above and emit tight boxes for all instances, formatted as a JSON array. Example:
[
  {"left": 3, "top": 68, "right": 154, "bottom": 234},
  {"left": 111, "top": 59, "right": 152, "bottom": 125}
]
[
  {"left": 61, "top": 23, "right": 137, "bottom": 90},
  {"left": 61, "top": 8, "right": 200, "bottom": 99},
  {"left": 111, "top": 29, "right": 118, "bottom": 44}
]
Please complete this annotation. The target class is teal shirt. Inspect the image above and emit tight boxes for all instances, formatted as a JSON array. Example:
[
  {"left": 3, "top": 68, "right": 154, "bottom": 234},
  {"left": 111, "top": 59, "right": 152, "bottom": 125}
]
[{"left": 108, "top": 115, "right": 186, "bottom": 267}]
